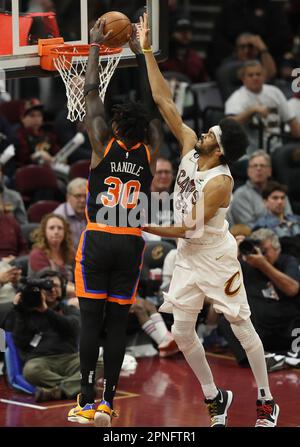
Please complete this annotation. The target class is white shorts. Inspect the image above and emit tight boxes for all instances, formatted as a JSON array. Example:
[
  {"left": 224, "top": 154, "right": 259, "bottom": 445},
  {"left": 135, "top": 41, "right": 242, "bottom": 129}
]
[{"left": 159, "top": 232, "right": 251, "bottom": 322}]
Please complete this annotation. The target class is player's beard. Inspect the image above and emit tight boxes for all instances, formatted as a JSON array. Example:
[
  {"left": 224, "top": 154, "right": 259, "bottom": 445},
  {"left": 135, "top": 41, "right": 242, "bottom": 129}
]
[{"left": 195, "top": 140, "right": 217, "bottom": 156}]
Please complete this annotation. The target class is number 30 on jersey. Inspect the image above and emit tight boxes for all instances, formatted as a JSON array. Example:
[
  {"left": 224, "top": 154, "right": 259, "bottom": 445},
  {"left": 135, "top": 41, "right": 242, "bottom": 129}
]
[{"left": 101, "top": 176, "right": 141, "bottom": 209}]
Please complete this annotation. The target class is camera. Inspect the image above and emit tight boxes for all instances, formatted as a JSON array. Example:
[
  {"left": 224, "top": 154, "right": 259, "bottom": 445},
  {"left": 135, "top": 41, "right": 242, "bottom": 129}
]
[
  {"left": 239, "top": 238, "right": 260, "bottom": 256},
  {"left": 18, "top": 277, "right": 54, "bottom": 309}
]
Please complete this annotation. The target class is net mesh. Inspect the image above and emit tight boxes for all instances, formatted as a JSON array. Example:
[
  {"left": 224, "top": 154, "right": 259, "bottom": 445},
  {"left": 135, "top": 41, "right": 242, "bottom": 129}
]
[{"left": 53, "top": 46, "right": 122, "bottom": 122}]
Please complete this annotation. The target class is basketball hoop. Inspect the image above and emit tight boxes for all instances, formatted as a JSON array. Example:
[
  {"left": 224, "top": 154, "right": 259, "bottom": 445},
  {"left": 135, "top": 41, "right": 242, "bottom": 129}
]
[{"left": 39, "top": 38, "right": 123, "bottom": 122}]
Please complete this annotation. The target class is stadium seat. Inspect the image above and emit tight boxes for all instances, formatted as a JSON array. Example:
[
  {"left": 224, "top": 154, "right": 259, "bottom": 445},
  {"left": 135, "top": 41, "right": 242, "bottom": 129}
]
[
  {"left": 191, "top": 81, "right": 224, "bottom": 114},
  {"left": 15, "top": 165, "right": 60, "bottom": 206},
  {"left": 27, "top": 200, "right": 60, "bottom": 223},
  {"left": 4, "top": 332, "right": 36, "bottom": 394},
  {"left": 69, "top": 160, "right": 90, "bottom": 180}
]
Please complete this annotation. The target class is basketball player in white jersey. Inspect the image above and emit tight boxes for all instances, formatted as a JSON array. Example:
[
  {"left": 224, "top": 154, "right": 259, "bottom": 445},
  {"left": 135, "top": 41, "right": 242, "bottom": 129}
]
[{"left": 138, "top": 14, "right": 279, "bottom": 427}]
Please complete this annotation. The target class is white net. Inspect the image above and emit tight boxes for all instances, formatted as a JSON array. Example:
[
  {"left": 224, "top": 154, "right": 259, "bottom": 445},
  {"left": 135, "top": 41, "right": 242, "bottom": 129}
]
[{"left": 53, "top": 47, "right": 122, "bottom": 122}]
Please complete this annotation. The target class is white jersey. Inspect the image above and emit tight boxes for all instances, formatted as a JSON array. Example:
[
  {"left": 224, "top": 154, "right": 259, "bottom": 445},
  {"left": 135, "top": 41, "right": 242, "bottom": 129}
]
[{"left": 173, "top": 149, "right": 233, "bottom": 246}]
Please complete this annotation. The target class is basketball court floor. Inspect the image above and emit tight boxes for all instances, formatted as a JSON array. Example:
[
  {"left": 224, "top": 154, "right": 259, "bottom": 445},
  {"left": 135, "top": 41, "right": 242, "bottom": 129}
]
[{"left": 0, "top": 352, "right": 299, "bottom": 428}]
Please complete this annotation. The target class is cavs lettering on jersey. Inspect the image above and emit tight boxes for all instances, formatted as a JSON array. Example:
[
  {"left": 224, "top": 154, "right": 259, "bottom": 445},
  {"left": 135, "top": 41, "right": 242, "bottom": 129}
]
[
  {"left": 173, "top": 149, "right": 233, "bottom": 242},
  {"left": 86, "top": 138, "right": 153, "bottom": 232}
]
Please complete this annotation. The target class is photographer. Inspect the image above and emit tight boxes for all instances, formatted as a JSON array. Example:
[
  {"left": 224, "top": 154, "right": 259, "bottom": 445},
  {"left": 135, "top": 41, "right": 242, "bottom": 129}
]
[
  {"left": 219, "top": 229, "right": 300, "bottom": 367},
  {"left": 12, "top": 269, "right": 81, "bottom": 402}
]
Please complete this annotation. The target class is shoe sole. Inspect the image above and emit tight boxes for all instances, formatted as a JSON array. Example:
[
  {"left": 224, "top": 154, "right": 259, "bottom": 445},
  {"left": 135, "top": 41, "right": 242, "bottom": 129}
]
[
  {"left": 94, "top": 411, "right": 111, "bottom": 427},
  {"left": 211, "top": 391, "right": 234, "bottom": 427}
]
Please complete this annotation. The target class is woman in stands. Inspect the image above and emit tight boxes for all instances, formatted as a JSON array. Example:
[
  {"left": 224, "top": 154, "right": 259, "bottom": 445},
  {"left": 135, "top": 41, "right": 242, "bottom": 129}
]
[{"left": 29, "top": 213, "right": 74, "bottom": 282}]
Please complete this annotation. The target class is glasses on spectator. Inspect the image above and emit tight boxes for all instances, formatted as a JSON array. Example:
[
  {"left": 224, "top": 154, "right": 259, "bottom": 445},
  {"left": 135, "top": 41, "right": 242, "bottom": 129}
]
[
  {"left": 156, "top": 170, "right": 172, "bottom": 175},
  {"left": 70, "top": 193, "right": 86, "bottom": 199},
  {"left": 249, "top": 164, "right": 269, "bottom": 169}
]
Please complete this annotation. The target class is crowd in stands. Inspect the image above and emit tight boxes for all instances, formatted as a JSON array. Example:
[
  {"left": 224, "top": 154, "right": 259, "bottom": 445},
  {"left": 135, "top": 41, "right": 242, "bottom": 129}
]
[{"left": 0, "top": 0, "right": 300, "bottom": 402}]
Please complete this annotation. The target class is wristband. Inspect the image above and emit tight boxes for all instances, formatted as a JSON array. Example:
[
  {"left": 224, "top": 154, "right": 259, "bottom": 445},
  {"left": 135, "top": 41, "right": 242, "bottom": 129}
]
[
  {"left": 91, "top": 43, "right": 101, "bottom": 48},
  {"left": 142, "top": 47, "right": 153, "bottom": 53}
]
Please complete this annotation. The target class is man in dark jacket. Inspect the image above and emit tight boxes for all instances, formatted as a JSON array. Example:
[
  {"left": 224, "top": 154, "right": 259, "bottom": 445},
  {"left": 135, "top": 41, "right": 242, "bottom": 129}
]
[{"left": 12, "top": 269, "right": 81, "bottom": 402}]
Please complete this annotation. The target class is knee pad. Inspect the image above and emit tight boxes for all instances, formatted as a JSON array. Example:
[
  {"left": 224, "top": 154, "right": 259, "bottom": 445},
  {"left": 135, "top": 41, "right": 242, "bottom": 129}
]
[
  {"left": 230, "top": 318, "right": 262, "bottom": 353},
  {"left": 171, "top": 321, "right": 200, "bottom": 354}
]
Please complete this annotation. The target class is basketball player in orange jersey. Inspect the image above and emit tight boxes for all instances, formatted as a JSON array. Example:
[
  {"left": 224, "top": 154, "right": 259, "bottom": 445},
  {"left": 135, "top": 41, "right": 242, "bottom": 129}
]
[
  {"left": 139, "top": 13, "right": 279, "bottom": 427},
  {"left": 68, "top": 18, "right": 161, "bottom": 426}
]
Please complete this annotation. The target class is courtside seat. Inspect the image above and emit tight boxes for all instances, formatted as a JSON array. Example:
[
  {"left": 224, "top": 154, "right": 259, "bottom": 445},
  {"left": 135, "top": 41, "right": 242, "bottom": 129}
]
[{"left": 4, "top": 332, "right": 36, "bottom": 394}]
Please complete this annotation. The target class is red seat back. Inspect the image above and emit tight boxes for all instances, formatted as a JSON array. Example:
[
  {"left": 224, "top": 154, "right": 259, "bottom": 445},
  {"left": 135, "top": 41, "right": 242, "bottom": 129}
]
[{"left": 27, "top": 200, "right": 60, "bottom": 223}]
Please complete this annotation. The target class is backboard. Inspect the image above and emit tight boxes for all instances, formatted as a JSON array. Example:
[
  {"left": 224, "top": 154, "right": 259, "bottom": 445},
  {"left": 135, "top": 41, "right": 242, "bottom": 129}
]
[{"left": 0, "top": 0, "right": 168, "bottom": 80}]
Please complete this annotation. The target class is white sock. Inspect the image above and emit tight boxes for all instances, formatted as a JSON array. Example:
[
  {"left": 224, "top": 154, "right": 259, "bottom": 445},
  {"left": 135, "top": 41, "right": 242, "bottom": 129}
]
[
  {"left": 150, "top": 313, "right": 171, "bottom": 346},
  {"left": 142, "top": 319, "right": 164, "bottom": 345}
]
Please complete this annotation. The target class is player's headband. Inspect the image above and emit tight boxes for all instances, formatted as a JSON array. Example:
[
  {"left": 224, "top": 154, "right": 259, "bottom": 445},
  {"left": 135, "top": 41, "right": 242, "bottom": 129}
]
[{"left": 211, "top": 125, "right": 225, "bottom": 155}]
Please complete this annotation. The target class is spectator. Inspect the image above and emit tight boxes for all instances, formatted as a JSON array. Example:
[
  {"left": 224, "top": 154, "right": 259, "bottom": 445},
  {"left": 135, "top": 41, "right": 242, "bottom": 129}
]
[
  {"left": 0, "top": 213, "right": 27, "bottom": 260},
  {"left": 54, "top": 178, "right": 87, "bottom": 250},
  {"left": 0, "top": 163, "right": 28, "bottom": 225},
  {"left": 11, "top": 269, "right": 82, "bottom": 402},
  {"left": 29, "top": 213, "right": 74, "bottom": 281},
  {"left": 228, "top": 150, "right": 293, "bottom": 227},
  {"left": 144, "top": 158, "right": 175, "bottom": 244},
  {"left": 219, "top": 228, "right": 300, "bottom": 369},
  {"left": 225, "top": 60, "right": 300, "bottom": 154},
  {"left": 217, "top": 32, "right": 276, "bottom": 100},
  {"left": 15, "top": 98, "right": 60, "bottom": 169},
  {"left": 160, "top": 18, "right": 208, "bottom": 83},
  {"left": 208, "top": 0, "right": 291, "bottom": 75},
  {"left": 253, "top": 181, "right": 300, "bottom": 237},
  {"left": 241, "top": 229, "right": 300, "bottom": 354},
  {"left": 129, "top": 297, "right": 179, "bottom": 357},
  {"left": 0, "top": 263, "right": 22, "bottom": 305}
]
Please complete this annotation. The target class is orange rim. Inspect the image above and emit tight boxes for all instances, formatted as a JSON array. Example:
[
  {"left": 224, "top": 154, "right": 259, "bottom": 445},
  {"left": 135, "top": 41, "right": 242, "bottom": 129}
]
[{"left": 51, "top": 44, "right": 123, "bottom": 57}]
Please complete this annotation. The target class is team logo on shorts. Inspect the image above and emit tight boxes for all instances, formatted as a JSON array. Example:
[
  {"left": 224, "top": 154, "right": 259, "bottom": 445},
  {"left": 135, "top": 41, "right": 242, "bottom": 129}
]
[{"left": 224, "top": 271, "right": 241, "bottom": 297}]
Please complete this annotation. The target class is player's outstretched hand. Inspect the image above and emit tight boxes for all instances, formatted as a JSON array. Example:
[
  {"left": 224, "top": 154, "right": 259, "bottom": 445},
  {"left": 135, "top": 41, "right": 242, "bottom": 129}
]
[
  {"left": 90, "top": 18, "right": 113, "bottom": 45},
  {"left": 138, "top": 13, "right": 151, "bottom": 50},
  {"left": 129, "top": 24, "right": 142, "bottom": 55}
]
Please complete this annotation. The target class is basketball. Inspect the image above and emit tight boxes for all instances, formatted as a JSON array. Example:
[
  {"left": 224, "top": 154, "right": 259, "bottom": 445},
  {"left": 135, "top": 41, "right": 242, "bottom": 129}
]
[{"left": 99, "top": 11, "right": 133, "bottom": 48}]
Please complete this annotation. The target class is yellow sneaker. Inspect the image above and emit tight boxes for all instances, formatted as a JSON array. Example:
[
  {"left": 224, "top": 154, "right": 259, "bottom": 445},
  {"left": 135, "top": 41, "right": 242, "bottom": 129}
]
[
  {"left": 94, "top": 400, "right": 118, "bottom": 427},
  {"left": 68, "top": 394, "right": 96, "bottom": 424}
]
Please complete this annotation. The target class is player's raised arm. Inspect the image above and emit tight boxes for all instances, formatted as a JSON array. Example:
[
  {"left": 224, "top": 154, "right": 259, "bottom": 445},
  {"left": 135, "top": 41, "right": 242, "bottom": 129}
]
[
  {"left": 84, "top": 19, "right": 113, "bottom": 163},
  {"left": 138, "top": 13, "right": 197, "bottom": 155},
  {"left": 129, "top": 24, "right": 163, "bottom": 175}
]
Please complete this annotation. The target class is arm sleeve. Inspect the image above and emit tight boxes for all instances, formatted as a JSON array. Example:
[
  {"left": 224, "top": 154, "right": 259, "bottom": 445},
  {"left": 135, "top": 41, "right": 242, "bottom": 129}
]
[
  {"left": 12, "top": 308, "right": 35, "bottom": 349},
  {"left": 281, "top": 256, "right": 300, "bottom": 283},
  {"left": 45, "top": 306, "right": 80, "bottom": 337}
]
